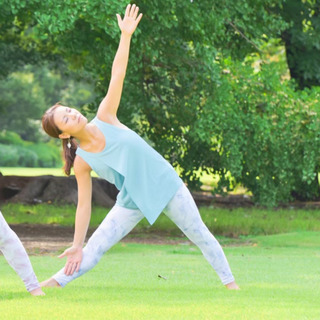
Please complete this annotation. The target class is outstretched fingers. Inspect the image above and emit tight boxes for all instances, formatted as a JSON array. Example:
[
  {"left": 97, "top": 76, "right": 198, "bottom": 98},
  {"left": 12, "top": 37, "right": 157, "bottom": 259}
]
[
  {"left": 136, "top": 12, "right": 143, "bottom": 25},
  {"left": 131, "top": 4, "right": 139, "bottom": 19},
  {"left": 125, "top": 3, "right": 131, "bottom": 17},
  {"left": 117, "top": 4, "right": 143, "bottom": 35},
  {"left": 125, "top": 3, "right": 141, "bottom": 21}
]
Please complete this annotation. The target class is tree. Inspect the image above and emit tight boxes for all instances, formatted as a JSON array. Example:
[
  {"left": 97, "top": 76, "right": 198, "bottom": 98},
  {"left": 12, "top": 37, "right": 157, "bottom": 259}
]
[
  {"left": 279, "top": 0, "right": 320, "bottom": 89},
  {"left": 0, "top": 64, "right": 95, "bottom": 142},
  {"left": 1, "top": 0, "right": 320, "bottom": 205},
  {"left": 0, "top": 72, "right": 45, "bottom": 141}
]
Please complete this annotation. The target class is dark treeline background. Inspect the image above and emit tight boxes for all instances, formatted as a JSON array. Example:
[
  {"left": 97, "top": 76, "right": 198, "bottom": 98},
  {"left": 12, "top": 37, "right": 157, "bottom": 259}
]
[{"left": 0, "top": 0, "right": 320, "bottom": 206}]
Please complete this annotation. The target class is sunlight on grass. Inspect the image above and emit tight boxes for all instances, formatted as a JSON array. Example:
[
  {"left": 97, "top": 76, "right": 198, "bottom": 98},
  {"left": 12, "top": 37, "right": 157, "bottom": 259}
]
[
  {"left": 0, "top": 232, "right": 319, "bottom": 320},
  {"left": 0, "top": 167, "right": 98, "bottom": 177},
  {"left": 0, "top": 167, "right": 66, "bottom": 176}
]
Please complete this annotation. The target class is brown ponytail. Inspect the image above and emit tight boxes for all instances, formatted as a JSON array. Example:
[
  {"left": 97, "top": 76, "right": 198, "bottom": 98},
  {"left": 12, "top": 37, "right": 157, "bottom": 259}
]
[
  {"left": 61, "top": 137, "right": 77, "bottom": 176},
  {"left": 41, "top": 104, "right": 78, "bottom": 176}
]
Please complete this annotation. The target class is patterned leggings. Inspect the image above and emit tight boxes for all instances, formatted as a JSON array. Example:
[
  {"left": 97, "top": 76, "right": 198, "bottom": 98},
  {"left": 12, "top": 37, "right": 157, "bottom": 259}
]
[
  {"left": 53, "top": 184, "right": 235, "bottom": 286},
  {"left": 0, "top": 211, "right": 40, "bottom": 292}
]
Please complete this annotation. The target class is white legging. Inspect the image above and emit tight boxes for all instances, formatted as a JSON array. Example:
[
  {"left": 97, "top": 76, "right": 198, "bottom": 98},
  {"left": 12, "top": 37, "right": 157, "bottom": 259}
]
[
  {"left": 53, "top": 184, "right": 235, "bottom": 286},
  {"left": 0, "top": 211, "right": 40, "bottom": 292}
]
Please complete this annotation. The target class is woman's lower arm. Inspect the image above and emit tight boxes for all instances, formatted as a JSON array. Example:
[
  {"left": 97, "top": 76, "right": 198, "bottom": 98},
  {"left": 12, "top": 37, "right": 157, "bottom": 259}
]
[
  {"left": 73, "top": 206, "right": 91, "bottom": 248},
  {"left": 111, "top": 33, "right": 132, "bottom": 78}
]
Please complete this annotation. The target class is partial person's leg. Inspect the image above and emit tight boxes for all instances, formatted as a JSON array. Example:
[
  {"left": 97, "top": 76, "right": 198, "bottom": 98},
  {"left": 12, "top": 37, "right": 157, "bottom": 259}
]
[
  {"left": 164, "top": 184, "right": 238, "bottom": 288},
  {"left": 51, "top": 205, "right": 144, "bottom": 287},
  {"left": 0, "top": 211, "right": 43, "bottom": 294}
]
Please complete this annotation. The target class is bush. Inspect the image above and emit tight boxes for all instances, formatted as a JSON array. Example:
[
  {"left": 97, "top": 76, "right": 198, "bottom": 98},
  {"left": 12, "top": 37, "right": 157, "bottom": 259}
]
[
  {"left": 0, "top": 130, "right": 25, "bottom": 146},
  {"left": 0, "top": 144, "right": 38, "bottom": 167},
  {"left": 0, "top": 131, "right": 62, "bottom": 168},
  {"left": 0, "top": 144, "right": 20, "bottom": 166},
  {"left": 16, "top": 146, "right": 39, "bottom": 167},
  {"left": 184, "top": 60, "right": 320, "bottom": 206},
  {"left": 28, "top": 142, "right": 62, "bottom": 167}
]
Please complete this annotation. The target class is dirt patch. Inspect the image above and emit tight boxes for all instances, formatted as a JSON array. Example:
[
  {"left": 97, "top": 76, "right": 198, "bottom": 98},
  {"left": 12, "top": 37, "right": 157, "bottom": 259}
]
[{"left": 10, "top": 224, "right": 192, "bottom": 255}]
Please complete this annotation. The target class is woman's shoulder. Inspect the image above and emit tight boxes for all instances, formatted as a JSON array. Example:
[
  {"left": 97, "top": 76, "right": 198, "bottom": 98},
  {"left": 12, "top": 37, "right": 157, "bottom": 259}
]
[
  {"left": 74, "top": 155, "right": 92, "bottom": 174},
  {"left": 94, "top": 115, "right": 129, "bottom": 130}
]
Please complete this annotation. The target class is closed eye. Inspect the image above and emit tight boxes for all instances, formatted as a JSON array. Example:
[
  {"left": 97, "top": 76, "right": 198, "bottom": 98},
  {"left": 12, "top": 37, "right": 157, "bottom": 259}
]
[{"left": 64, "top": 108, "right": 71, "bottom": 123}]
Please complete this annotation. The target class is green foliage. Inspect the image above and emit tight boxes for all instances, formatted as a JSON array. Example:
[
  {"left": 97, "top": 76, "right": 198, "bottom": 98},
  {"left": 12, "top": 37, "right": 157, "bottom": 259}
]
[
  {"left": 0, "top": 144, "right": 20, "bottom": 166},
  {"left": 0, "top": 144, "right": 39, "bottom": 167},
  {"left": 0, "top": 0, "right": 54, "bottom": 79},
  {"left": 0, "top": 71, "right": 45, "bottom": 141},
  {"left": 279, "top": 0, "right": 320, "bottom": 88},
  {"left": 0, "top": 130, "right": 25, "bottom": 145},
  {"left": 0, "top": 131, "right": 62, "bottom": 167},
  {"left": 28, "top": 142, "right": 62, "bottom": 167},
  {"left": 1, "top": 0, "right": 320, "bottom": 205},
  {"left": 0, "top": 64, "right": 95, "bottom": 142},
  {"left": 187, "top": 59, "right": 320, "bottom": 205}
]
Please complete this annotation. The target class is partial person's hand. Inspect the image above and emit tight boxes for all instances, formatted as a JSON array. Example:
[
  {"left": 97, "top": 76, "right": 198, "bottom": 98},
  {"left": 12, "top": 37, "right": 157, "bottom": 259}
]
[
  {"left": 58, "top": 246, "right": 83, "bottom": 276},
  {"left": 116, "top": 4, "right": 143, "bottom": 36}
]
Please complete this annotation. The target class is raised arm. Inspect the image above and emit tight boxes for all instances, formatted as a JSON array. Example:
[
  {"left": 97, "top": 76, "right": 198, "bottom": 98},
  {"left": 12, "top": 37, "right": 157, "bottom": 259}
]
[
  {"left": 58, "top": 156, "right": 93, "bottom": 276},
  {"left": 97, "top": 4, "right": 143, "bottom": 124}
]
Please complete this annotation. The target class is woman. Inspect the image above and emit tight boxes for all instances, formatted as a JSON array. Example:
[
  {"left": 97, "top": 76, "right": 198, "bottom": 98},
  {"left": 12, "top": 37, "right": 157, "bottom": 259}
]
[
  {"left": 41, "top": 4, "right": 239, "bottom": 290},
  {"left": 0, "top": 211, "right": 45, "bottom": 296}
]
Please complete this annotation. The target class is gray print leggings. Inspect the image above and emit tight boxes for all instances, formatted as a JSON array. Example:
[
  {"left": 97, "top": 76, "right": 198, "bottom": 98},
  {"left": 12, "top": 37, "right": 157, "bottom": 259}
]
[
  {"left": 0, "top": 211, "right": 40, "bottom": 292},
  {"left": 53, "top": 184, "right": 235, "bottom": 286}
]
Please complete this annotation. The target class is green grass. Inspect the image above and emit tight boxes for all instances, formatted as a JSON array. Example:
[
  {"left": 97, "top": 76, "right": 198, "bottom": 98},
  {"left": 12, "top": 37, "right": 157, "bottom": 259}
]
[
  {"left": 0, "top": 232, "right": 319, "bottom": 320},
  {"left": 1, "top": 168, "right": 319, "bottom": 318},
  {"left": 0, "top": 167, "right": 67, "bottom": 176},
  {"left": 0, "top": 167, "right": 99, "bottom": 177},
  {"left": 2, "top": 203, "right": 320, "bottom": 238}
]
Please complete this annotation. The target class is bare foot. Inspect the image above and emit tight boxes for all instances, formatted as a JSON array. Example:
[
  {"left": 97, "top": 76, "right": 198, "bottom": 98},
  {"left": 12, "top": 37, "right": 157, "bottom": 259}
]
[
  {"left": 40, "top": 278, "right": 61, "bottom": 288},
  {"left": 30, "top": 287, "right": 45, "bottom": 296},
  {"left": 225, "top": 281, "right": 240, "bottom": 290}
]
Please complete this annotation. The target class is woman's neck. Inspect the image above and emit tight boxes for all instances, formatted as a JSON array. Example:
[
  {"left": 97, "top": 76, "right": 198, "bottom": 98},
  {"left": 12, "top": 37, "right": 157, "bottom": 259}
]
[{"left": 76, "top": 123, "right": 106, "bottom": 153}]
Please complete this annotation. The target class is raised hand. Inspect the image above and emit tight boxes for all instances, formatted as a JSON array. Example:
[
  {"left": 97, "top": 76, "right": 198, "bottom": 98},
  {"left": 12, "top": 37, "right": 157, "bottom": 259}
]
[
  {"left": 116, "top": 4, "right": 143, "bottom": 36},
  {"left": 58, "top": 246, "right": 83, "bottom": 276}
]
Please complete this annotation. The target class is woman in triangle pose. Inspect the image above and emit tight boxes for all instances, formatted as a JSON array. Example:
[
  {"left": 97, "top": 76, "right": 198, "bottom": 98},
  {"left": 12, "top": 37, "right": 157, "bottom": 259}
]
[{"left": 41, "top": 4, "right": 239, "bottom": 290}]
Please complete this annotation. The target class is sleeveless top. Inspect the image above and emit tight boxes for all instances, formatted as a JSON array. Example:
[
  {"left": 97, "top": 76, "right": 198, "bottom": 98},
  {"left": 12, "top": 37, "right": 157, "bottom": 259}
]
[{"left": 76, "top": 116, "right": 183, "bottom": 225}]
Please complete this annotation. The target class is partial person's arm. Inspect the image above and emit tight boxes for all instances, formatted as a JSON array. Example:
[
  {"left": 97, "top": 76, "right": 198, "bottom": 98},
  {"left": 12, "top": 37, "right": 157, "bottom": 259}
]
[
  {"left": 58, "top": 156, "right": 93, "bottom": 276},
  {"left": 97, "top": 4, "right": 142, "bottom": 124}
]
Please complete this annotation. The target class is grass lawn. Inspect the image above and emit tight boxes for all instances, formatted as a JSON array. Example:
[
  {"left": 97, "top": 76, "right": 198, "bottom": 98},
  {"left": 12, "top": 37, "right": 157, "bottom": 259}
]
[
  {"left": 0, "top": 167, "right": 100, "bottom": 178},
  {"left": 0, "top": 167, "right": 67, "bottom": 176},
  {"left": 1, "top": 167, "right": 319, "bottom": 319},
  {"left": 0, "top": 232, "right": 319, "bottom": 320}
]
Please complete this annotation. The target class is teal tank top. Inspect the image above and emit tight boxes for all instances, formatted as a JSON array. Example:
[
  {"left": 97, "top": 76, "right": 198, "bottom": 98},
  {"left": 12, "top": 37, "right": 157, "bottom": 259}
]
[{"left": 76, "top": 117, "right": 183, "bottom": 225}]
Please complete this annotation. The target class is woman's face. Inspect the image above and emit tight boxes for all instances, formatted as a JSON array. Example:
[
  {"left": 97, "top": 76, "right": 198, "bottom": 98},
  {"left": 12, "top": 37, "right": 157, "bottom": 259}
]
[{"left": 53, "top": 106, "right": 88, "bottom": 136}]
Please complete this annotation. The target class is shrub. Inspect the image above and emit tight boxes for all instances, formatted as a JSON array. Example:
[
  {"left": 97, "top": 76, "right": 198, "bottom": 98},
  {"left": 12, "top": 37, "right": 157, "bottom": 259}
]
[
  {"left": 28, "top": 142, "right": 62, "bottom": 167},
  {"left": 0, "top": 130, "right": 25, "bottom": 146},
  {"left": 0, "top": 132, "right": 62, "bottom": 168},
  {"left": 184, "top": 60, "right": 320, "bottom": 206},
  {"left": 0, "top": 144, "right": 20, "bottom": 166}
]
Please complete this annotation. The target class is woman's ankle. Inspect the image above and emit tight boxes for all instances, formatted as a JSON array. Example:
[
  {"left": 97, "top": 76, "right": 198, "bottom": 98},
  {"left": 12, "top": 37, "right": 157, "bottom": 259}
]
[
  {"left": 225, "top": 281, "right": 240, "bottom": 290},
  {"left": 40, "top": 278, "right": 61, "bottom": 288}
]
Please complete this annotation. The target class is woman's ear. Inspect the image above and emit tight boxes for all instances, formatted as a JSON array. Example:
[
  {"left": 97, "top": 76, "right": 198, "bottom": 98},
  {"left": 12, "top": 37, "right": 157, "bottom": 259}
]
[{"left": 58, "top": 132, "right": 70, "bottom": 139}]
